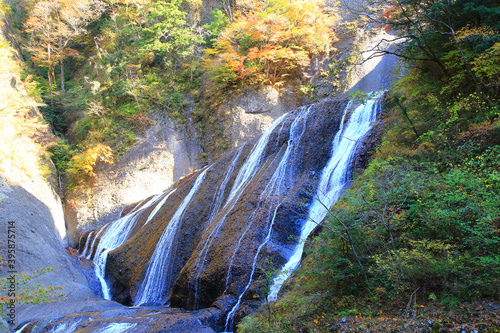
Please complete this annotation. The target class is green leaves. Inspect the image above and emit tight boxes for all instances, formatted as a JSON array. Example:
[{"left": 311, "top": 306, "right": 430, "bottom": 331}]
[
  {"left": 140, "top": 0, "right": 202, "bottom": 71},
  {"left": 204, "top": 8, "right": 228, "bottom": 47},
  {"left": 0, "top": 266, "right": 65, "bottom": 317},
  {"left": 203, "top": 0, "right": 336, "bottom": 93}
]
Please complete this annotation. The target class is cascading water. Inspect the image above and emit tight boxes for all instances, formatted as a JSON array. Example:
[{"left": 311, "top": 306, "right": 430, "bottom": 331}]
[
  {"left": 79, "top": 230, "right": 94, "bottom": 258},
  {"left": 225, "top": 113, "right": 289, "bottom": 206},
  {"left": 143, "top": 190, "right": 177, "bottom": 226},
  {"left": 224, "top": 105, "right": 315, "bottom": 331},
  {"left": 96, "top": 323, "right": 138, "bottom": 333},
  {"left": 74, "top": 93, "right": 382, "bottom": 333},
  {"left": 190, "top": 144, "right": 246, "bottom": 308},
  {"left": 134, "top": 168, "right": 208, "bottom": 306},
  {"left": 267, "top": 92, "right": 382, "bottom": 301},
  {"left": 81, "top": 192, "right": 166, "bottom": 299}
]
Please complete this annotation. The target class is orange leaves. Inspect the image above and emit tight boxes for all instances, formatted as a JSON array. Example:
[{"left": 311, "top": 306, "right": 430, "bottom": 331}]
[
  {"left": 204, "top": 0, "right": 336, "bottom": 90},
  {"left": 67, "top": 143, "right": 113, "bottom": 185}
]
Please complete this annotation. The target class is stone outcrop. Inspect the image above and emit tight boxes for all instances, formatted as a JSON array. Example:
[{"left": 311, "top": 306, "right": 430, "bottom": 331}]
[
  {"left": 79, "top": 99, "right": 374, "bottom": 331},
  {"left": 222, "top": 86, "right": 303, "bottom": 149},
  {"left": 65, "top": 115, "right": 202, "bottom": 247},
  {"left": 0, "top": 15, "right": 119, "bottom": 332},
  {"left": 16, "top": 306, "right": 220, "bottom": 333}
]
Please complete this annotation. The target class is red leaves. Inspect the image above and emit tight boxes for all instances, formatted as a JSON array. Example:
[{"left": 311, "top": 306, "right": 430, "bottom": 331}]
[{"left": 204, "top": 0, "right": 336, "bottom": 89}]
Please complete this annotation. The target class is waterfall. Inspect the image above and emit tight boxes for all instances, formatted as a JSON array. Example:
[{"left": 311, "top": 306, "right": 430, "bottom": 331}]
[
  {"left": 75, "top": 93, "right": 381, "bottom": 333},
  {"left": 225, "top": 113, "right": 290, "bottom": 206},
  {"left": 190, "top": 145, "right": 246, "bottom": 309},
  {"left": 143, "top": 190, "right": 177, "bottom": 226},
  {"left": 88, "top": 192, "right": 165, "bottom": 300},
  {"left": 134, "top": 168, "right": 208, "bottom": 306},
  {"left": 224, "top": 105, "right": 315, "bottom": 330},
  {"left": 267, "top": 92, "right": 382, "bottom": 301},
  {"left": 87, "top": 227, "right": 106, "bottom": 260},
  {"left": 79, "top": 230, "right": 94, "bottom": 258}
]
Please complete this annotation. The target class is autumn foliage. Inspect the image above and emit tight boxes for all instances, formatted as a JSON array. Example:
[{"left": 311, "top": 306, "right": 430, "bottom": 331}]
[
  {"left": 203, "top": 0, "right": 336, "bottom": 91},
  {"left": 24, "top": 0, "right": 106, "bottom": 93},
  {"left": 66, "top": 143, "right": 114, "bottom": 185}
]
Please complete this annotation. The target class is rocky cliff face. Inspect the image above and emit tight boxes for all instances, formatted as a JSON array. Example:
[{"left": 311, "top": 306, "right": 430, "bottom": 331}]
[
  {"left": 65, "top": 0, "right": 401, "bottom": 250},
  {"left": 0, "top": 15, "right": 120, "bottom": 332},
  {"left": 65, "top": 116, "right": 202, "bottom": 247},
  {"left": 65, "top": 85, "right": 303, "bottom": 248},
  {"left": 77, "top": 97, "right": 386, "bottom": 331},
  {"left": 223, "top": 86, "right": 303, "bottom": 149}
]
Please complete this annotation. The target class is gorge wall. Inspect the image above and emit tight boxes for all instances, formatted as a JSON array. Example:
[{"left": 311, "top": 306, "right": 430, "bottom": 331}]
[
  {"left": 64, "top": 0, "right": 400, "bottom": 249},
  {"left": 0, "top": 0, "right": 401, "bottom": 331},
  {"left": 77, "top": 95, "right": 383, "bottom": 331},
  {"left": 0, "top": 15, "right": 121, "bottom": 332},
  {"left": 65, "top": 115, "right": 202, "bottom": 247}
]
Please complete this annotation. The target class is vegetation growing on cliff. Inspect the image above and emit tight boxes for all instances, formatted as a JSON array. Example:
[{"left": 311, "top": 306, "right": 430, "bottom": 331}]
[
  {"left": 5, "top": 0, "right": 206, "bottom": 190},
  {"left": 3, "top": 0, "right": 337, "bottom": 191},
  {"left": 238, "top": 0, "right": 500, "bottom": 331},
  {"left": 203, "top": 0, "right": 336, "bottom": 95},
  {"left": 2, "top": 0, "right": 499, "bottom": 330}
]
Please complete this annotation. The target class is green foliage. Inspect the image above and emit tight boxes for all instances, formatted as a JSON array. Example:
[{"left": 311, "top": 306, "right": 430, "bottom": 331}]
[
  {"left": 23, "top": 0, "right": 207, "bottom": 190},
  {"left": 48, "top": 139, "right": 74, "bottom": 174},
  {"left": 204, "top": 8, "right": 228, "bottom": 48},
  {"left": 380, "top": 0, "right": 499, "bottom": 129},
  {"left": 0, "top": 0, "right": 30, "bottom": 31},
  {"left": 40, "top": 93, "right": 71, "bottom": 135},
  {"left": 139, "top": 0, "right": 202, "bottom": 72},
  {"left": 203, "top": 0, "right": 336, "bottom": 96},
  {"left": 0, "top": 266, "right": 65, "bottom": 316},
  {"left": 349, "top": 90, "right": 373, "bottom": 105}
]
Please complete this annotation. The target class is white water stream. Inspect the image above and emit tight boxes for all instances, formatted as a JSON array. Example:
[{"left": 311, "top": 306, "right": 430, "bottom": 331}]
[
  {"left": 80, "top": 230, "right": 94, "bottom": 258},
  {"left": 81, "top": 192, "right": 166, "bottom": 299},
  {"left": 77, "top": 93, "right": 381, "bottom": 333},
  {"left": 224, "top": 105, "right": 315, "bottom": 330},
  {"left": 267, "top": 93, "right": 382, "bottom": 301},
  {"left": 191, "top": 145, "right": 245, "bottom": 308},
  {"left": 134, "top": 168, "right": 208, "bottom": 306}
]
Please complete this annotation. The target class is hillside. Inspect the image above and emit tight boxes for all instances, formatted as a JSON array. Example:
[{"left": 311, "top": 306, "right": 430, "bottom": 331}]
[{"left": 0, "top": 0, "right": 499, "bottom": 332}]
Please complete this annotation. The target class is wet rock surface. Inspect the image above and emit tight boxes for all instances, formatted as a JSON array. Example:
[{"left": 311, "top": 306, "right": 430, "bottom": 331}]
[
  {"left": 80, "top": 99, "right": 374, "bottom": 319},
  {"left": 16, "top": 306, "right": 220, "bottom": 333}
]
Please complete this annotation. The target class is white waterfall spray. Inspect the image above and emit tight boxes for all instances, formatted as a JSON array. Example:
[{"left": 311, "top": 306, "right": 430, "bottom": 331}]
[
  {"left": 191, "top": 145, "right": 246, "bottom": 308},
  {"left": 80, "top": 230, "right": 94, "bottom": 258},
  {"left": 87, "top": 227, "right": 106, "bottom": 260},
  {"left": 89, "top": 192, "right": 166, "bottom": 300},
  {"left": 267, "top": 92, "right": 382, "bottom": 301},
  {"left": 224, "top": 105, "right": 314, "bottom": 330},
  {"left": 143, "top": 190, "right": 177, "bottom": 226},
  {"left": 134, "top": 168, "right": 208, "bottom": 306},
  {"left": 219, "top": 113, "right": 293, "bottom": 294},
  {"left": 225, "top": 113, "right": 290, "bottom": 206}
]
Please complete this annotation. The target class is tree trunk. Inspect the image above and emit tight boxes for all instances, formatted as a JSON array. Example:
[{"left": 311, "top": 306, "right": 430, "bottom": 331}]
[
  {"left": 60, "top": 58, "right": 65, "bottom": 91},
  {"left": 60, "top": 37, "right": 65, "bottom": 92},
  {"left": 48, "top": 42, "right": 52, "bottom": 95}
]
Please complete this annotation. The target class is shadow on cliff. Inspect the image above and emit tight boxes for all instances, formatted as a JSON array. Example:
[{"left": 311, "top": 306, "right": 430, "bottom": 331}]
[
  {"left": 346, "top": 52, "right": 400, "bottom": 95},
  {"left": 0, "top": 183, "right": 112, "bottom": 330}
]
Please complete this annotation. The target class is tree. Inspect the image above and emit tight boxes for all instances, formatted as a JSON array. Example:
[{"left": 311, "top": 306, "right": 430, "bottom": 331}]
[
  {"left": 24, "top": 0, "right": 106, "bottom": 94},
  {"left": 203, "top": 0, "right": 336, "bottom": 92},
  {"left": 359, "top": 0, "right": 499, "bottom": 104},
  {"left": 139, "top": 0, "right": 203, "bottom": 75}
]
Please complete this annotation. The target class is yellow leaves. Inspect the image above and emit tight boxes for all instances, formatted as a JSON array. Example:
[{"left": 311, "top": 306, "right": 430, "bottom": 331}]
[
  {"left": 68, "top": 143, "right": 113, "bottom": 180},
  {"left": 0, "top": 33, "right": 49, "bottom": 183},
  {"left": 456, "top": 25, "right": 497, "bottom": 42},
  {"left": 24, "top": 0, "right": 106, "bottom": 69}
]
